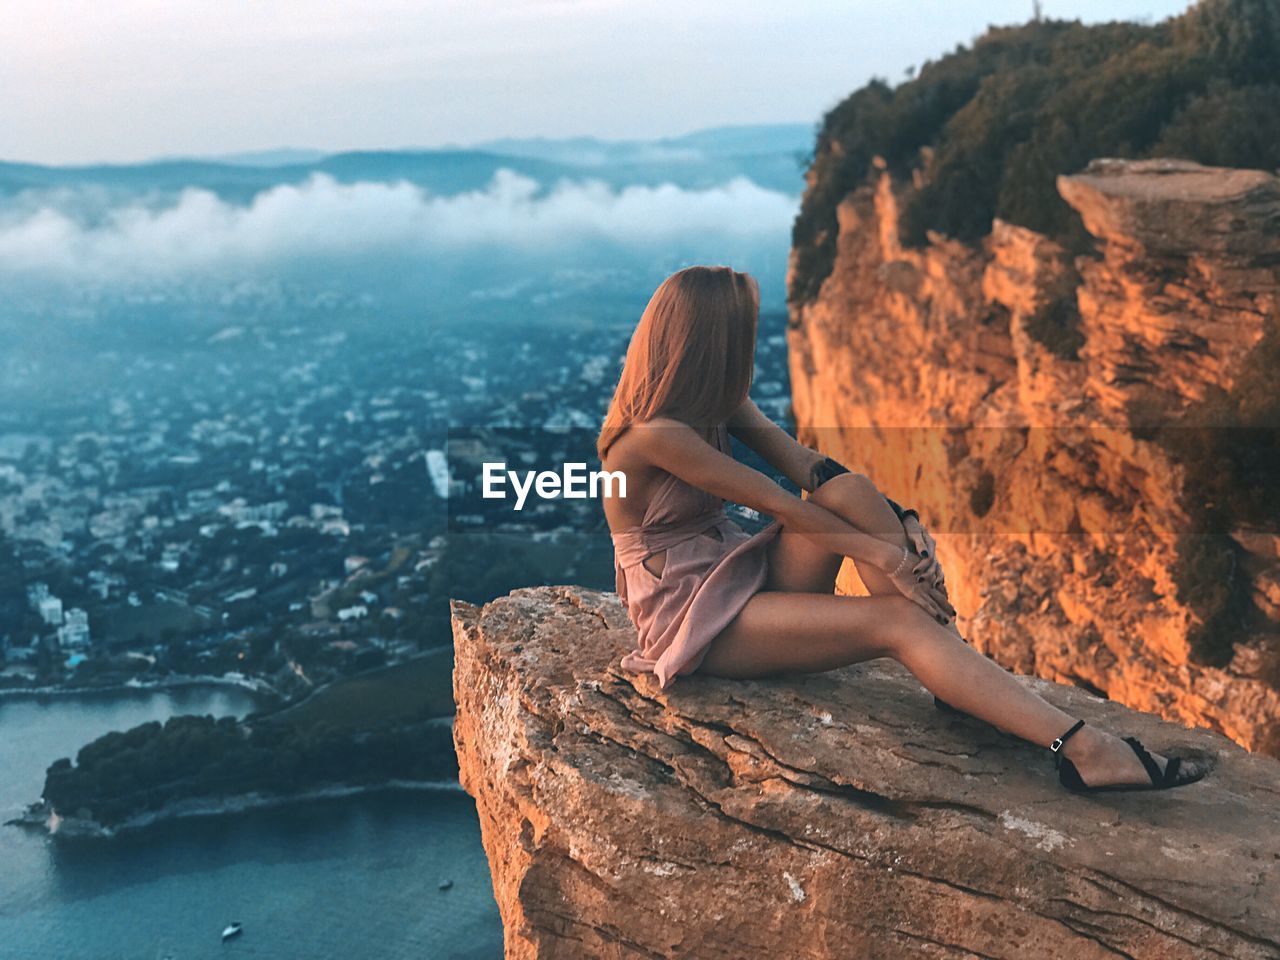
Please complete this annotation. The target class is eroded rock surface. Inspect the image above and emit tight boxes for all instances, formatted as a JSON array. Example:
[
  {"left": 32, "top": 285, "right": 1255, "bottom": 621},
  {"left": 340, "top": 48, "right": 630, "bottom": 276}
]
[
  {"left": 787, "top": 159, "right": 1280, "bottom": 755},
  {"left": 452, "top": 586, "right": 1280, "bottom": 960}
]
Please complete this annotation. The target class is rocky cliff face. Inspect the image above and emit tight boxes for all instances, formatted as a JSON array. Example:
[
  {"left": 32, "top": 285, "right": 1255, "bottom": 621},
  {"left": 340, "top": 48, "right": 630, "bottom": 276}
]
[
  {"left": 787, "top": 159, "right": 1280, "bottom": 756},
  {"left": 452, "top": 586, "right": 1280, "bottom": 960}
]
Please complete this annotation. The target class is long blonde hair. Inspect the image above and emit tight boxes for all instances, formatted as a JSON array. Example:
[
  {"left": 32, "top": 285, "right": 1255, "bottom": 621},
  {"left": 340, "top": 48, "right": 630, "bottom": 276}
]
[{"left": 597, "top": 265, "right": 760, "bottom": 459}]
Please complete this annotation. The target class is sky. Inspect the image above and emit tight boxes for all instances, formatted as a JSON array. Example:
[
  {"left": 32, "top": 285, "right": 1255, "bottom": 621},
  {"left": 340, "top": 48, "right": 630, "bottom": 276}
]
[{"left": 4, "top": 0, "right": 1192, "bottom": 166}]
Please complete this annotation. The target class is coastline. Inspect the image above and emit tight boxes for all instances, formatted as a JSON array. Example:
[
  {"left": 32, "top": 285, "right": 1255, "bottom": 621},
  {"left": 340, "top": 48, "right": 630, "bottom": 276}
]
[
  {"left": 6, "top": 779, "right": 467, "bottom": 839},
  {"left": 0, "top": 672, "right": 282, "bottom": 702}
]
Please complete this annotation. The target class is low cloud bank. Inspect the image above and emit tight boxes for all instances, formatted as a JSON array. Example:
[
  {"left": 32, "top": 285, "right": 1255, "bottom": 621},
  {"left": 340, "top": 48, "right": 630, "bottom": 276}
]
[{"left": 0, "top": 170, "right": 797, "bottom": 281}]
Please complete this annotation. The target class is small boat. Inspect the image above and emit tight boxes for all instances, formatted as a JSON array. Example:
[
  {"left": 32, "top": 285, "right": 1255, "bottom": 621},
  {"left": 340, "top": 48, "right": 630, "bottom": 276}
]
[
  {"left": 438, "top": 879, "right": 454, "bottom": 891},
  {"left": 221, "top": 922, "right": 243, "bottom": 941}
]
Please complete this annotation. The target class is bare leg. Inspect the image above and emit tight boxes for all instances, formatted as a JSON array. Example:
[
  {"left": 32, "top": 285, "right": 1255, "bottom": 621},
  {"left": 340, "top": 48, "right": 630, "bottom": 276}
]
[
  {"left": 700, "top": 592, "right": 1076, "bottom": 745},
  {"left": 704, "top": 542, "right": 1197, "bottom": 788},
  {"left": 767, "top": 471, "right": 957, "bottom": 630},
  {"left": 764, "top": 472, "right": 906, "bottom": 595}
]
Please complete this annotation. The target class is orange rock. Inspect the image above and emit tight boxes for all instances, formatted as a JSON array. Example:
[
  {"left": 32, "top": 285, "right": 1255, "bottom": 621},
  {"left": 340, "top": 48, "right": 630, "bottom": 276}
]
[
  {"left": 788, "top": 160, "right": 1280, "bottom": 756},
  {"left": 452, "top": 587, "right": 1280, "bottom": 960}
]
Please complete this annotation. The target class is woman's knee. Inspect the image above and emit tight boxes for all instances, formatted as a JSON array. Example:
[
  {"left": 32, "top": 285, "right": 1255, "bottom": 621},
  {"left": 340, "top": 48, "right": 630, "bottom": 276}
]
[
  {"left": 811, "top": 472, "right": 905, "bottom": 546},
  {"left": 810, "top": 470, "right": 877, "bottom": 511},
  {"left": 876, "top": 596, "right": 946, "bottom": 658}
]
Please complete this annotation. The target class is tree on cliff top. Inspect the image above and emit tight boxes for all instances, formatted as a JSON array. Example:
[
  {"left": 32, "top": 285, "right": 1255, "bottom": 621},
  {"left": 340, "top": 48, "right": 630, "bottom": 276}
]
[{"left": 791, "top": 0, "right": 1280, "bottom": 306}]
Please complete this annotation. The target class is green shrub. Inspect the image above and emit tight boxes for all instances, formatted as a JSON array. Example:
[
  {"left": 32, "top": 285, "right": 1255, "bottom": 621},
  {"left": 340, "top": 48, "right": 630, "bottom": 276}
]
[
  {"left": 1155, "top": 81, "right": 1280, "bottom": 168},
  {"left": 791, "top": 0, "right": 1280, "bottom": 307}
]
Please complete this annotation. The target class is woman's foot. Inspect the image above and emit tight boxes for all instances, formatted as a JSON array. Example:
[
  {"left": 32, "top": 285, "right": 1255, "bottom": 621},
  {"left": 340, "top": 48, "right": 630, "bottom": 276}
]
[{"left": 1059, "top": 724, "right": 1204, "bottom": 790}]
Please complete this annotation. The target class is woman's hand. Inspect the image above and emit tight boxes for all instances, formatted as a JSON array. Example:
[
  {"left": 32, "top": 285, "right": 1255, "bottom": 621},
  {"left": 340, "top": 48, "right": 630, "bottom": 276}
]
[
  {"left": 884, "top": 545, "right": 957, "bottom": 625},
  {"left": 807, "top": 456, "right": 955, "bottom": 619},
  {"left": 902, "top": 515, "right": 943, "bottom": 588}
]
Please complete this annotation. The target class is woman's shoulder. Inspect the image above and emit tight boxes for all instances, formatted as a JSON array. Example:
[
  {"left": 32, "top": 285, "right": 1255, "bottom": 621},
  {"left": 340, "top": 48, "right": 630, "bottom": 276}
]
[
  {"left": 632, "top": 415, "right": 687, "bottom": 430},
  {"left": 603, "top": 418, "right": 689, "bottom": 472},
  {"left": 632, "top": 416, "right": 717, "bottom": 439},
  {"left": 612, "top": 417, "right": 690, "bottom": 452}
]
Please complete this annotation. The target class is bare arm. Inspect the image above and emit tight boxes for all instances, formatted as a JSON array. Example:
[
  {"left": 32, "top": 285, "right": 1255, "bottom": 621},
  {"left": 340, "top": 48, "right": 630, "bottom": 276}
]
[
  {"left": 631, "top": 419, "right": 946, "bottom": 618},
  {"left": 729, "top": 400, "right": 909, "bottom": 508},
  {"left": 727, "top": 400, "right": 946, "bottom": 588},
  {"left": 726, "top": 398, "right": 824, "bottom": 491}
]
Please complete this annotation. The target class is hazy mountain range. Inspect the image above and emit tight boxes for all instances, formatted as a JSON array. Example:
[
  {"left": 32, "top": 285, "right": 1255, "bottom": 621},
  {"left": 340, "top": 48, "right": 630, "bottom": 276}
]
[
  {"left": 0, "top": 123, "right": 811, "bottom": 316},
  {"left": 0, "top": 123, "right": 816, "bottom": 200}
]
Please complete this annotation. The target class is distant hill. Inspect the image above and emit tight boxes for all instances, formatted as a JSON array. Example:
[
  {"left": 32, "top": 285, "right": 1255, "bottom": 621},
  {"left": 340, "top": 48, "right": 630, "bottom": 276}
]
[
  {"left": 791, "top": 0, "right": 1280, "bottom": 305},
  {"left": 34, "top": 649, "right": 459, "bottom": 831},
  {"left": 471, "top": 122, "right": 816, "bottom": 164},
  {"left": 165, "top": 148, "right": 331, "bottom": 168},
  {"left": 0, "top": 123, "right": 814, "bottom": 201},
  {"left": 0, "top": 151, "right": 584, "bottom": 204}
]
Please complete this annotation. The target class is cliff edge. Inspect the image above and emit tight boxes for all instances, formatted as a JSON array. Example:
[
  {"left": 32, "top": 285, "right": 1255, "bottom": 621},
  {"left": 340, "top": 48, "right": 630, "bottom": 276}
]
[
  {"left": 787, "top": 159, "right": 1280, "bottom": 756},
  {"left": 452, "top": 586, "right": 1280, "bottom": 960}
]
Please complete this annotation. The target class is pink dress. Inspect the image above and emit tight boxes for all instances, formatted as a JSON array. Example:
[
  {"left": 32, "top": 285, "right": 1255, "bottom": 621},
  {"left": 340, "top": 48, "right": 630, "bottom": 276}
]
[{"left": 611, "top": 422, "right": 782, "bottom": 689}]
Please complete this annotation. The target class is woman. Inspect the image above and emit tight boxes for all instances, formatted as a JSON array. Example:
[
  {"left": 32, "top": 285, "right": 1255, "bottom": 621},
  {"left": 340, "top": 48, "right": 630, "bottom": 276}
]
[{"left": 598, "top": 265, "right": 1203, "bottom": 794}]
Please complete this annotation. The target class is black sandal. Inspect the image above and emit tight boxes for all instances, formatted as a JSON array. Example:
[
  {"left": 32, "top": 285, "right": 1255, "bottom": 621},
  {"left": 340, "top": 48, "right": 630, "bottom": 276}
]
[{"left": 1050, "top": 719, "right": 1205, "bottom": 793}]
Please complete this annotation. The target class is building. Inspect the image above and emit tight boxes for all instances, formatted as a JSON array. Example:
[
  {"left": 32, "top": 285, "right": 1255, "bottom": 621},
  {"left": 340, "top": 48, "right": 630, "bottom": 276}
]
[
  {"left": 38, "top": 595, "right": 64, "bottom": 626},
  {"left": 57, "top": 608, "right": 90, "bottom": 649}
]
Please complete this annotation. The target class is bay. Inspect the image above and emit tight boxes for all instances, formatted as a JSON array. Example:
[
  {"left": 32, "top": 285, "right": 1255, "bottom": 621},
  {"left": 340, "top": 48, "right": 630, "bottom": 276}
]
[{"left": 0, "top": 686, "right": 502, "bottom": 960}]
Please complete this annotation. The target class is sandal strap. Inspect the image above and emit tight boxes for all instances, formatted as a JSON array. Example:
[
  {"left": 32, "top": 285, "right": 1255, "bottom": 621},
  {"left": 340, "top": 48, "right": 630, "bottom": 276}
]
[
  {"left": 1049, "top": 719, "right": 1086, "bottom": 768},
  {"left": 1122, "top": 736, "right": 1165, "bottom": 786}
]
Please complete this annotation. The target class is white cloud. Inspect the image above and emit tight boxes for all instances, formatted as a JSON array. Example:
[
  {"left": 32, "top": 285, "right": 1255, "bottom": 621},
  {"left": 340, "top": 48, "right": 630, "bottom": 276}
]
[{"left": 0, "top": 170, "right": 797, "bottom": 281}]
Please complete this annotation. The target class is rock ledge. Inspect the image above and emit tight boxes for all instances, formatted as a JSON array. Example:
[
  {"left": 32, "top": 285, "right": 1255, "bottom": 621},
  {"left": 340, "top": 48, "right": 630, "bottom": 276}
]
[{"left": 452, "top": 586, "right": 1280, "bottom": 960}]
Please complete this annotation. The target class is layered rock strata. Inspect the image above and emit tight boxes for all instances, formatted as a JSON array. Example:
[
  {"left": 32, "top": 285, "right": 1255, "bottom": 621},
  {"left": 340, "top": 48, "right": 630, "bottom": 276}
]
[
  {"left": 786, "top": 159, "right": 1280, "bottom": 754},
  {"left": 452, "top": 586, "right": 1280, "bottom": 960}
]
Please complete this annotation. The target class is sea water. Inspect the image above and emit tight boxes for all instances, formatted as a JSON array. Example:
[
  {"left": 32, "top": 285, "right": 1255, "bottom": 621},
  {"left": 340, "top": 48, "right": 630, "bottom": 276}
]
[{"left": 0, "top": 688, "right": 502, "bottom": 960}]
